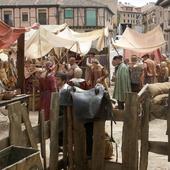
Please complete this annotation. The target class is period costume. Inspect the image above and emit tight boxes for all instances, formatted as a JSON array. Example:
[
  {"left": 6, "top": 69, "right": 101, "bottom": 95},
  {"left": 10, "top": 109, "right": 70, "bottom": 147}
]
[
  {"left": 39, "top": 62, "right": 56, "bottom": 121},
  {"left": 144, "top": 58, "right": 156, "bottom": 84},
  {"left": 113, "top": 62, "right": 131, "bottom": 109}
]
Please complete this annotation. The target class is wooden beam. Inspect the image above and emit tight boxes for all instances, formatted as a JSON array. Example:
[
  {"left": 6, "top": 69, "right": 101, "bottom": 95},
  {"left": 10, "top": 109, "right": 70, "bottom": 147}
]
[
  {"left": 140, "top": 96, "right": 150, "bottom": 170},
  {"left": 104, "top": 161, "right": 122, "bottom": 170},
  {"left": 113, "top": 109, "right": 124, "bottom": 121},
  {"left": 17, "top": 33, "right": 25, "bottom": 93},
  {"left": 73, "top": 114, "right": 87, "bottom": 170},
  {"left": 67, "top": 106, "right": 74, "bottom": 170},
  {"left": 21, "top": 104, "right": 38, "bottom": 149},
  {"left": 122, "top": 93, "right": 139, "bottom": 170},
  {"left": 92, "top": 121, "right": 105, "bottom": 170},
  {"left": 49, "top": 92, "right": 60, "bottom": 170},
  {"left": 8, "top": 102, "right": 23, "bottom": 146},
  {"left": 0, "top": 117, "right": 63, "bottom": 151},
  {"left": 149, "top": 141, "right": 168, "bottom": 155}
]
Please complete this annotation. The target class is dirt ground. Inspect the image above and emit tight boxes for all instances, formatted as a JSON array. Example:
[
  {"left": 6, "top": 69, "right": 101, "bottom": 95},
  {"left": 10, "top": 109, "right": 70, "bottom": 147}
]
[{"left": 0, "top": 106, "right": 170, "bottom": 169}]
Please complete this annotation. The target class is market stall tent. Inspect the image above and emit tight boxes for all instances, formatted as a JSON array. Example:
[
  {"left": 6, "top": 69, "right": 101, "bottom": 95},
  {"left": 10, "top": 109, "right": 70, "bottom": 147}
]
[
  {"left": 113, "top": 26, "right": 166, "bottom": 53},
  {"left": 0, "top": 21, "right": 26, "bottom": 49},
  {"left": 25, "top": 26, "right": 77, "bottom": 59},
  {"left": 25, "top": 23, "right": 68, "bottom": 41},
  {"left": 57, "top": 27, "right": 109, "bottom": 55}
]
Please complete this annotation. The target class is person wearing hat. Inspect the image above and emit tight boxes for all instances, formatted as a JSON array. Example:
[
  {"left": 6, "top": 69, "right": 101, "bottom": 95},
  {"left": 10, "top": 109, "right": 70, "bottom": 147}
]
[
  {"left": 130, "top": 55, "right": 144, "bottom": 92},
  {"left": 39, "top": 61, "right": 57, "bottom": 120},
  {"left": 67, "top": 57, "right": 79, "bottom": 79},
  {"left": 89, "top": 59, "right": 108, "bottom": 88},
  {"left": 68, "top": 67, "right": 90, "bottom": 90},
  {"left": 112, "top": 55, "right": 131, "bottom": 110}
]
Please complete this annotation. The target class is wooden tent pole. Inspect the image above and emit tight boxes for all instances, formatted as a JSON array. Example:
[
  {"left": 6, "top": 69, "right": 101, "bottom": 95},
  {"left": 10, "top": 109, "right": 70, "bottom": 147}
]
[{"left": 17, "top": 33, "right": 25, "bottom": 93}]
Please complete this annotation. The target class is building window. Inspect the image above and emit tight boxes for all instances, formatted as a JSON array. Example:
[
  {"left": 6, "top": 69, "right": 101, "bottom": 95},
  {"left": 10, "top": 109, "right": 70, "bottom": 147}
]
[
  {"left": 22, "top": 12, "right": 28, "bottom": 22},
  {"left": 64, "top": 8, "right": 73, "bottom": 19},
  {"left": 86, "top": 8, "right": 97, "bottom": 26},
  {"left": 38, "top": 9, "right": 47, "bottom": 25},
  {"left": 124, "top": 19, "right": 126, "bottom": 23},
  {"left": 128, "top": 19, "right": 129, "bottom": 23},
  {"left": 3, "top": 11, "right": 13, "bottom": 26}
]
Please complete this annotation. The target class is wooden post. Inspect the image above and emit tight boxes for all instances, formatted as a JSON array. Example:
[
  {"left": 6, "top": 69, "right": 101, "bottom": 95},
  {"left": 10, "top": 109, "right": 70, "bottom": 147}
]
[
  {"left": 63, "top": 110, "right": 68, "bottom": 170},
  {"left": 91, "top": 121, "right": 105, "bottom": 170},
  {"left": 40, "top": 110, "right": 47, "bottom": 170},
  {"left": 122, "top": 93, "right": 139, "bottom": 170},
  {"left": 8, "top": 102, "right": 23, "bottom": 146},
  {"left": 67, "top": 106, "right": 74, "bottom": 170},
  {"left": 167, "top": 90, "right": 170, "bottom": 161},
  {"left": 17, "top": 33, "right": 25, "bottom": 93},
  {"left": 21, "top": 104, "right": 37, "bottom": 149},
  {"left": 49, "top": 92, "right": 60, "bottom": 170},
  {"left": 73, "top": 115, "right": 87, "bottom": 170},
  {"left": 140, "top": 95, "right": 150, "bottom": 170}
]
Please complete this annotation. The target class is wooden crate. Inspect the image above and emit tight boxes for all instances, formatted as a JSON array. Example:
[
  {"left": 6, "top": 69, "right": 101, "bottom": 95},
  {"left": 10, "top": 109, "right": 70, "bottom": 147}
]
[{"left": 0, "top": 146, "right": 43, "bottom": 170}]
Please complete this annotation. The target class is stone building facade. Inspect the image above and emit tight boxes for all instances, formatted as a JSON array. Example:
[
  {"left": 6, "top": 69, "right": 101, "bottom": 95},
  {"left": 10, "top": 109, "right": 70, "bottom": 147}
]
[
  {"left": 117, "top": 2, "right": 143, "bottom": 33},
  {"left": 0, "top": 0, "right": 116, "bottom": 31},
  {"left": 156, "top": 0, "right": 170, "bottom": 56}
]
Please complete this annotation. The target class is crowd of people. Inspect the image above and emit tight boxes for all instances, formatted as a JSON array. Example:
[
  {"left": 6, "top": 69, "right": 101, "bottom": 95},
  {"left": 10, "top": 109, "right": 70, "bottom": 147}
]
[
  {"left": 35, "top": 53, "right": 108, "bottom": 120},
  {"left": 112, "top": 54, "right": 170, "bottom": 110}
]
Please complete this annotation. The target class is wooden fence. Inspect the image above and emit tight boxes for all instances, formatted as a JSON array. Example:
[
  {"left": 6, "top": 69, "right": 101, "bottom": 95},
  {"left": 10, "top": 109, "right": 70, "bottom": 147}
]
[{"left": 0, "top": 85, "right": 170, "bottom": 170}]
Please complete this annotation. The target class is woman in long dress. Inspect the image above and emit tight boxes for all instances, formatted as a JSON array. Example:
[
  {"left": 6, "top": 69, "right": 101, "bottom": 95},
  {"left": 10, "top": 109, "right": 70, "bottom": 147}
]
[{"left": 39, "top": 61, "right": 56, "bottom": 121}]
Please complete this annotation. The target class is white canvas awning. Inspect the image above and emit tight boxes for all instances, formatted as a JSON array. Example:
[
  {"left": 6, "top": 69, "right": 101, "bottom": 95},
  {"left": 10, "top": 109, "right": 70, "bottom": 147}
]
[
  {"left": 25, "top": 26, "right": 77, "bottom": 59},
  {"left": 25, "top": 23, "right": 68, "bottom": 41},
  {"left": 57, "top": 27, "right": 109, "bottom": 55},
  {"left": 113, "top": 26, "right": 166, "bottom": 53}
]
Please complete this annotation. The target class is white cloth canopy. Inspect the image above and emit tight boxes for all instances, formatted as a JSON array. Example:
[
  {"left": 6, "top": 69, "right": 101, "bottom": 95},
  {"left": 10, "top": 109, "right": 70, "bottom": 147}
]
[
  {"left": 113, "top": 26, "right": 166, "bottom": 53},
  {"left": 57, "top": 27, "right": 109, "bottom": 55},
  {"left": 25, "top": 26, "right": 77, "bottom": 59},
  {"left": 25, "top": 23, "right": 68, "bottom": 41}
]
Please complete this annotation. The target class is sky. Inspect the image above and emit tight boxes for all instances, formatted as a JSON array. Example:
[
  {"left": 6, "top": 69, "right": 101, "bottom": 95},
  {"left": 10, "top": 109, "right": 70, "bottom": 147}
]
[{"left": 119, "top": 0, "right": 157, "bottom": 7}]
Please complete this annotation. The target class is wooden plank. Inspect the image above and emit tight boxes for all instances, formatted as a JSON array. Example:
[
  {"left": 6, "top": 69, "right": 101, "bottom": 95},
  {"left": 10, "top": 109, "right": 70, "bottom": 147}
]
[
  {"left": 49, "top": 92, "right": 60, "bottom": 170},
  {"left": 122, "top": 93, "right": 139, "bottom": 170},
  {"left": 0, "top": 117, "right": 63, "bottom": 151},
  {"left": 73, "top": 115, "right": 87, "bottom": 170},
  {"left": 63, "top": 111, "right": 68, "bottom": 170},
  {"left": 112, "top": 109, "right": 124, "bottom": 122},
  {"left": 40, "top": 110, "right": 47, "bottom": 170},
  {"left": 167, "top": 90, "right": 170, "bottom": 161},
  {"left": 8, "top": 102, "right": 23, "bottom": 146},
  {"left": 91, "top": 121, "right": 105, "bottom": 170},
  {"left": 67, "top": 106, "right": 74, "bottom": 170},
  {"left": 21, "top": 104, "right": 37, "bottom": 149},
  {"left": 17, "top": 33, "right": 25, "bottom": 93},
  {"left": 140, "top": 96, "right": 150, "bottom": 170},
  {"left": 0, "top": 121, "right": 49, "bottom": 150},
  {"left": 149, "top": 141, "right": 168, "bottom": 155},
  {"left": 104, "top": 161, "right": 122, "bottom": 170}
]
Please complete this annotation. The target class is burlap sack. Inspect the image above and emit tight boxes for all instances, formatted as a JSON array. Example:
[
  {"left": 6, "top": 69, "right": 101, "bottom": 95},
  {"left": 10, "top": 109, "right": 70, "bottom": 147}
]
[
  {"left": 152, "top": 94, "right": 169, "bottom": 105},
  {"left": 147, "top": 82, "right": 170, "bottom": 97}
]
